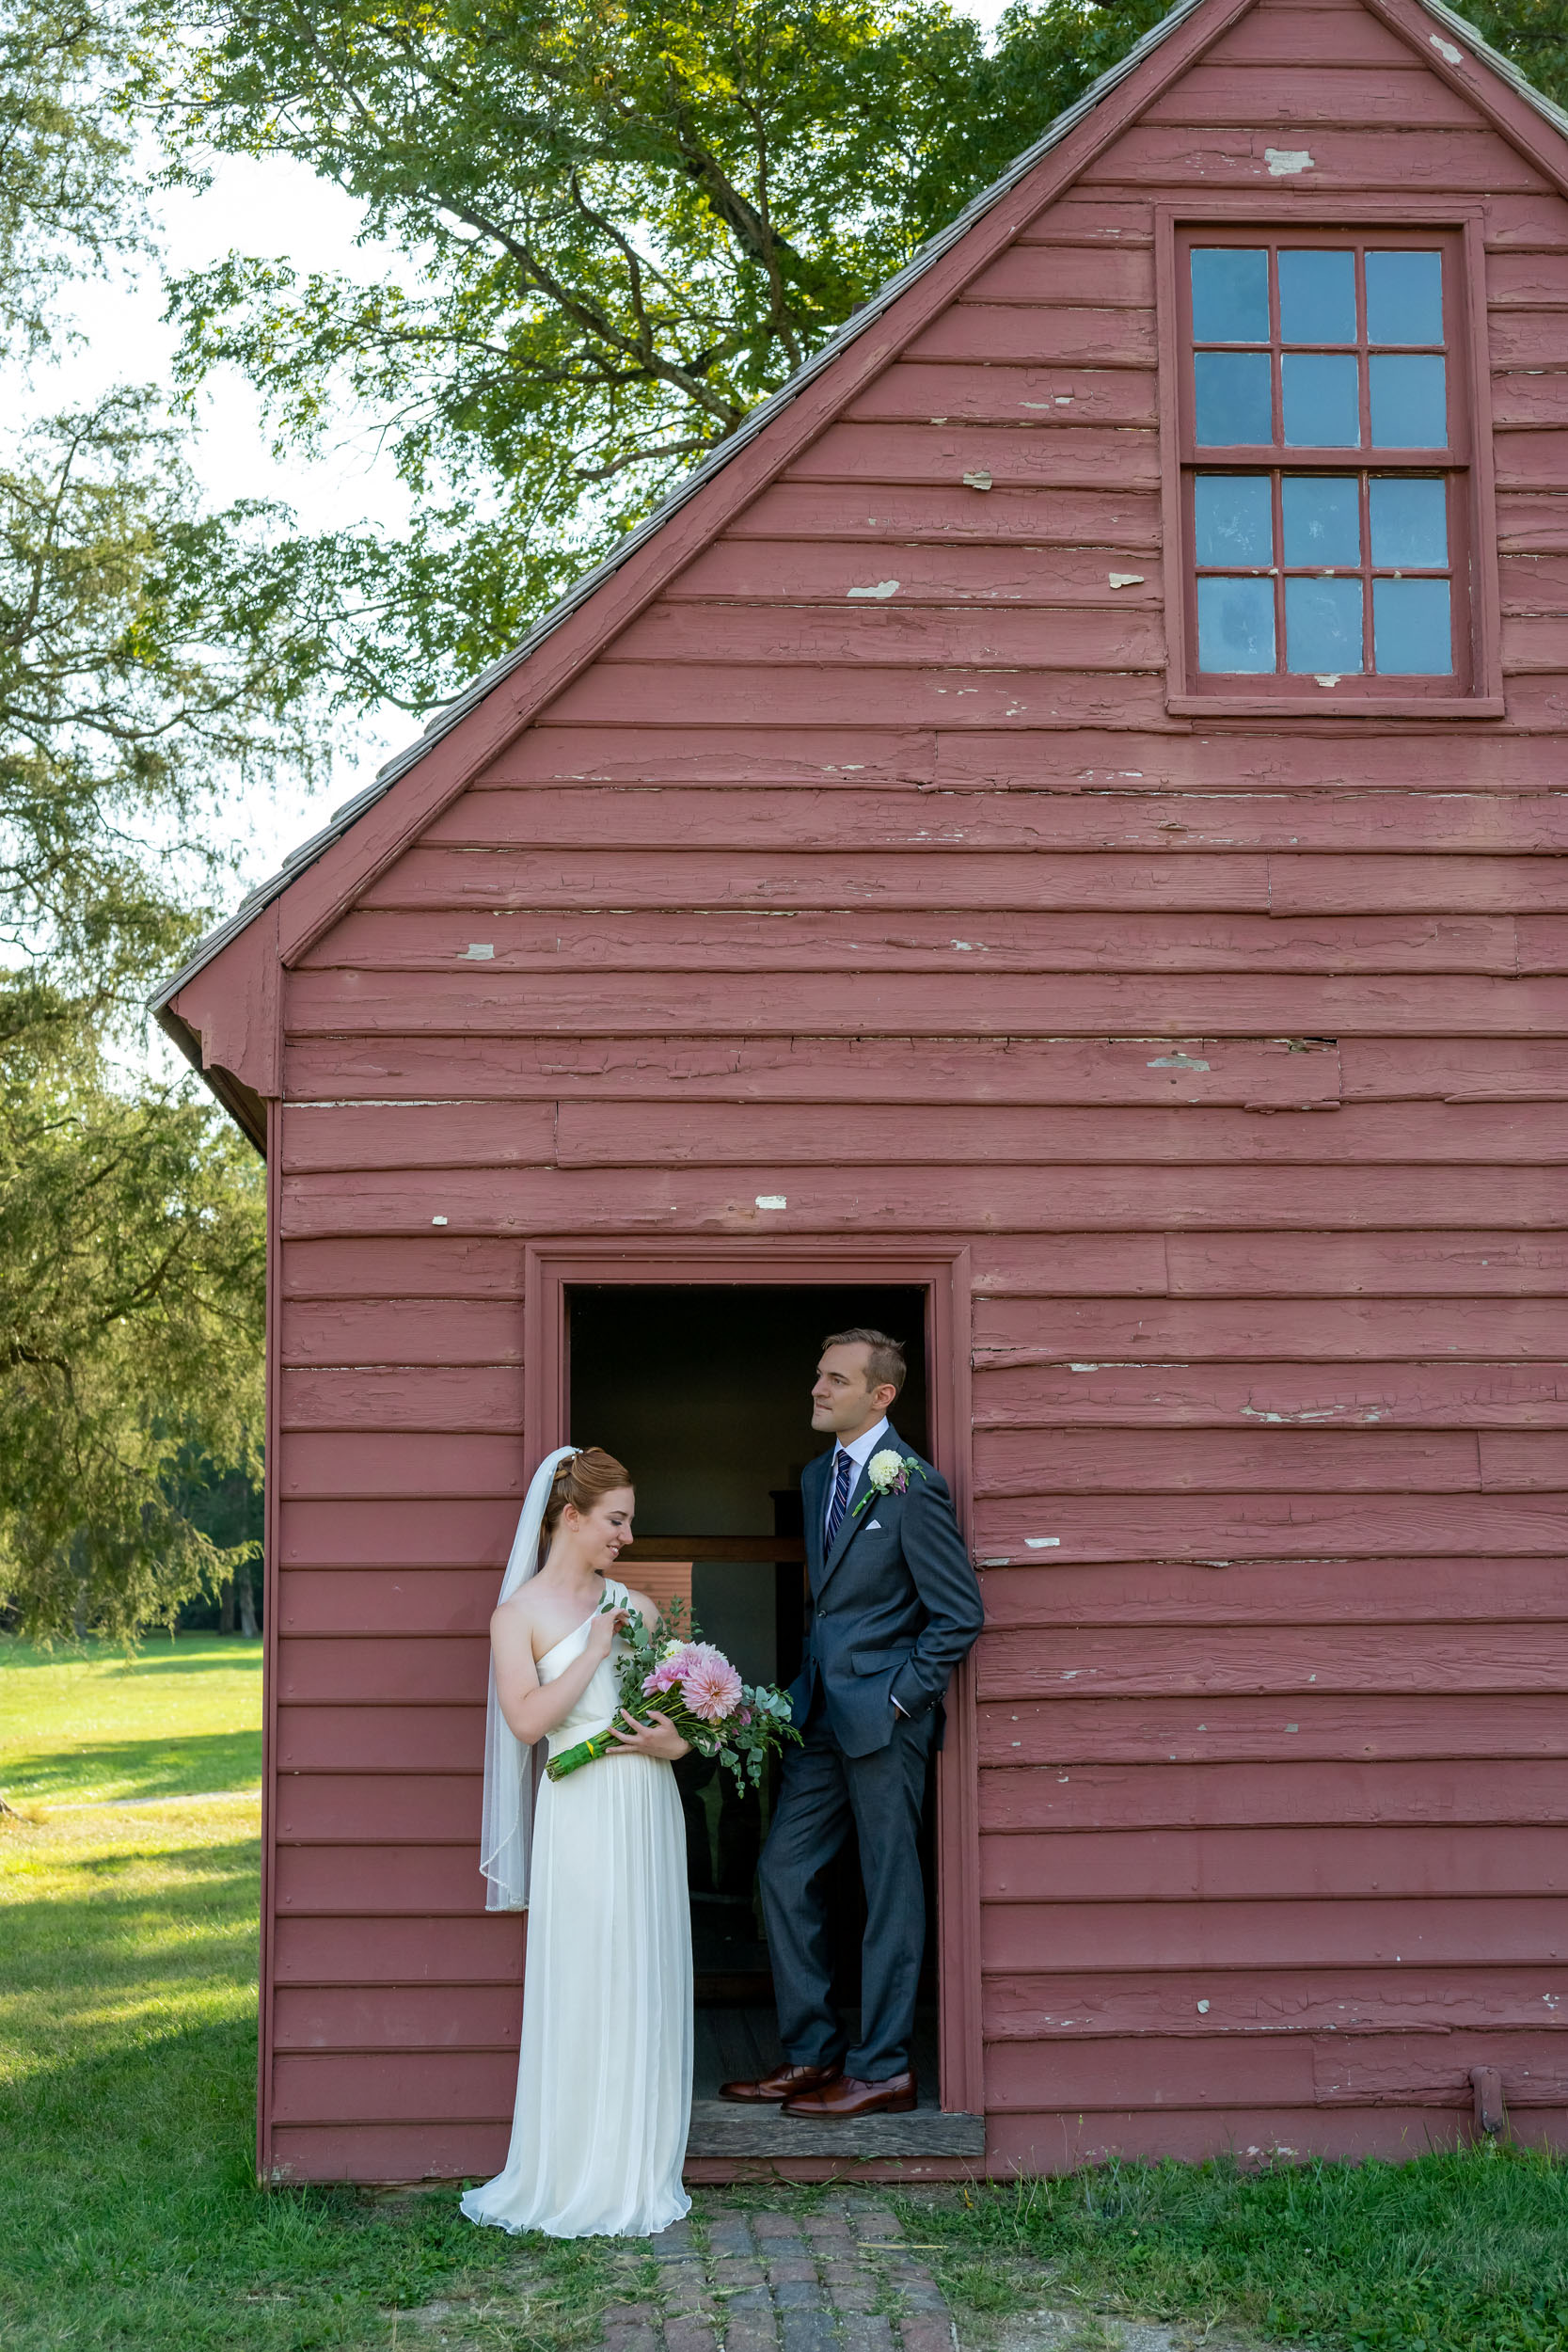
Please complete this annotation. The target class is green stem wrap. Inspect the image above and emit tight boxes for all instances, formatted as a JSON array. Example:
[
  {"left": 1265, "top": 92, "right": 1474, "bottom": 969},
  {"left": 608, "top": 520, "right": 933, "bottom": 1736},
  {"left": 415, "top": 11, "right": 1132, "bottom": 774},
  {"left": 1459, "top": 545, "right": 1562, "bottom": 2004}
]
[{"left": 545, "top": 1727, "right": 624, "bottom": 1781}]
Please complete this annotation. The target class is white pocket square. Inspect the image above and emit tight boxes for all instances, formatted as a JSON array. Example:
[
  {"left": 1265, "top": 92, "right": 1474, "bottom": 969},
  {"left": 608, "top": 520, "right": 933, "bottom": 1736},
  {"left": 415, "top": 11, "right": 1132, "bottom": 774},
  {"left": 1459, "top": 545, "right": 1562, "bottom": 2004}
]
[{"left": 865, "top": 1518, "right": 882, "bottom": 1531}]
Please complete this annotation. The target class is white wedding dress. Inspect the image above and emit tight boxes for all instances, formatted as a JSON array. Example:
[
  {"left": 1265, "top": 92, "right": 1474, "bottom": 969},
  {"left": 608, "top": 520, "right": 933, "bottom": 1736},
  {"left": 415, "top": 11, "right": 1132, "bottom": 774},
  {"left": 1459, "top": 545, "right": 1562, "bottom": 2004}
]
[{"left": 461, "top": 1581, "right": 693, "bottom": 2238}]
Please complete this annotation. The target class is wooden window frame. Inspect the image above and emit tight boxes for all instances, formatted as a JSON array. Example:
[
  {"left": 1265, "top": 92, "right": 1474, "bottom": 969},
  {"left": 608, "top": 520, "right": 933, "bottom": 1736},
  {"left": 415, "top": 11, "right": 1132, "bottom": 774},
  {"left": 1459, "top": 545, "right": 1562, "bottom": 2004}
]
[{"left": 1156, "top": 199, "right": 1504, "bottom": 720}]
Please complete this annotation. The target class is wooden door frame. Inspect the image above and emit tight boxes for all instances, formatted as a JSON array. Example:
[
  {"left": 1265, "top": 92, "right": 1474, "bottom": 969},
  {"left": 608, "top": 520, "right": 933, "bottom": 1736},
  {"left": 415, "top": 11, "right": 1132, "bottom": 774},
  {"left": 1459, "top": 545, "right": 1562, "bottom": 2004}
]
[{"left": 522, "top": 1238, "right": 983, "bottom": 2119}]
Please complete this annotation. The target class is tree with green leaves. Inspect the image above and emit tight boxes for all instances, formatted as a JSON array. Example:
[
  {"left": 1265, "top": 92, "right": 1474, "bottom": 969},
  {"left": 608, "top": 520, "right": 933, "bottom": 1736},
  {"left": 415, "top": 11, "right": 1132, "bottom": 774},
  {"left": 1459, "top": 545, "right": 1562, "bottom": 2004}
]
[
  {"left": 0, "top": 11, "right": 328, "bottom": 1643},
  {"left": 150, "top": 0, "right": 1567, "bottom": 711},
  {"left": 147, "top": 0, "right": 1170, "bottom": 704}
]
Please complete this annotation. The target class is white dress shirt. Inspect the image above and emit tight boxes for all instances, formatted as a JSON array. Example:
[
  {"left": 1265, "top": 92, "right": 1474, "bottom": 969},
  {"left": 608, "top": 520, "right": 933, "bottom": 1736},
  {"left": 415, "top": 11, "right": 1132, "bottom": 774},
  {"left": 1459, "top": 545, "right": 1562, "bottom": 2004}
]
[
  {"left": 824, "top": 1418, "right": 907, "bottom": 1714},
  {"left": 824, "top": 1417, "right": 890, "bottom": 1534}
]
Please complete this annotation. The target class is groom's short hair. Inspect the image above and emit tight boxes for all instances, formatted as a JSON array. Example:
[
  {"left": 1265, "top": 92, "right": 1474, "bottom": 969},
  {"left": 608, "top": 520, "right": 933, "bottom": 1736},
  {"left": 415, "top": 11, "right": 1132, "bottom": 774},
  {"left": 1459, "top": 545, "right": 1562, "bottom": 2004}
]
[{"left": 823, "top": 1327, "right": 906, "bottom": 1395}]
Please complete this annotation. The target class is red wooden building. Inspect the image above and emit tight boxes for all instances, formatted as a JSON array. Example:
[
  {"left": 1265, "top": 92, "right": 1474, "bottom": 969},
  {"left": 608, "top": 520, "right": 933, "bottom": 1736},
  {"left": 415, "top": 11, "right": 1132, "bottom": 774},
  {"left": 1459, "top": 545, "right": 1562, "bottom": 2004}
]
[{"left": 158, "top": 0, "right": 1568, "bottom": 2185}]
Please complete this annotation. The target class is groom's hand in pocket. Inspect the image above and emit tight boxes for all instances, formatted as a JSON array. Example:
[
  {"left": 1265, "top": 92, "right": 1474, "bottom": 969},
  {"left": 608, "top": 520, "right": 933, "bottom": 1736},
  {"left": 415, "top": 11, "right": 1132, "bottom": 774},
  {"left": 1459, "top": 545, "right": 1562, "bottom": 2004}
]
[{"left": 607, "top": 1706, "right": 690, "bottom": 1761}]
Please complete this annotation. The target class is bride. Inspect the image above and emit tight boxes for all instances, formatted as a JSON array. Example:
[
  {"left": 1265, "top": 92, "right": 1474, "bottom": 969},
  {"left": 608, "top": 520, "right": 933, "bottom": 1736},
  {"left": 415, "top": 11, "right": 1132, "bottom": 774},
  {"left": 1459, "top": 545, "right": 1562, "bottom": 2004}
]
[{"left": 461, "top": 1445, "right": 694, "bottom": 2239}]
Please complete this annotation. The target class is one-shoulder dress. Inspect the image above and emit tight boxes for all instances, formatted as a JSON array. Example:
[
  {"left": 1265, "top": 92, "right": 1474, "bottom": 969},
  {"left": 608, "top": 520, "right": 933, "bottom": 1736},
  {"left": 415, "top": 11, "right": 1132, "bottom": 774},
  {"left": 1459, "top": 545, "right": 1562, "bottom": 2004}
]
[{"left": 460, "top": 1580, "right": 693, "bottom": 2238}]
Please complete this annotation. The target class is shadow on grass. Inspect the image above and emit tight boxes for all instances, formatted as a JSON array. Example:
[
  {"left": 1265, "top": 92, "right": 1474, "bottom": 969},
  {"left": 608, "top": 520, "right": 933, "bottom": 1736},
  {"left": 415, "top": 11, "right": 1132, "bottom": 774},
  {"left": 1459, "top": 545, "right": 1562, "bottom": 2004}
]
[
  {"left": 5, "top": 1727, "right": 262, "bottom": 1802},
  {"left": 1, "top": 1831, "right": 260, "bottom": 2004},
  {"left": 0, "top": 1637, "right": 261, "bottom": 1675}
]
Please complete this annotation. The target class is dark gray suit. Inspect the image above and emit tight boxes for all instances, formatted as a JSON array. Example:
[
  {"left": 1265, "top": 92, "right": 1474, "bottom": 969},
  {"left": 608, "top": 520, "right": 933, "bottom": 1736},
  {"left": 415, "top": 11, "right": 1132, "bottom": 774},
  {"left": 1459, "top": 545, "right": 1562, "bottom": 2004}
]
[{"left": 757, "top": 1430, "right": 984, "bottom": 2082}]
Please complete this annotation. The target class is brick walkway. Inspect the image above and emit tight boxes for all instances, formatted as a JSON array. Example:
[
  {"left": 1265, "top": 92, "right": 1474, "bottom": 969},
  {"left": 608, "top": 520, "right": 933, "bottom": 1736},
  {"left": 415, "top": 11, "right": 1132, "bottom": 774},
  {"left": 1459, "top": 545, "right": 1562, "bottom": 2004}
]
[{"left": 602, "top": 2201, "right": 957, "bottom": 2352}]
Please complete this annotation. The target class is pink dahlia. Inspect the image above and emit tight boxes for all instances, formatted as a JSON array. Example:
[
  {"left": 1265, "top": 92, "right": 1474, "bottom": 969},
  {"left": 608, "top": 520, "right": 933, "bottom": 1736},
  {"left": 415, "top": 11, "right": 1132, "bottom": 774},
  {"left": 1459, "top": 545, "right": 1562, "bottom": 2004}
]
[
  {"left": 678, "top": 1643, "right": 744, "bottom": 1723},
  {"left": 641, "top": 1653, "right": 689, "bottom": 1697}
]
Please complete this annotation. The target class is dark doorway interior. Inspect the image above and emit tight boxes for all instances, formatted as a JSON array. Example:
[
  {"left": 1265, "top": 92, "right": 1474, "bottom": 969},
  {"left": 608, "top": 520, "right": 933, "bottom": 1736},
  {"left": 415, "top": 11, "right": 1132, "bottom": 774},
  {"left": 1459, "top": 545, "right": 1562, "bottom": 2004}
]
[{"left": 567, "top": 1283, "right": 939, "bottom": 2110}]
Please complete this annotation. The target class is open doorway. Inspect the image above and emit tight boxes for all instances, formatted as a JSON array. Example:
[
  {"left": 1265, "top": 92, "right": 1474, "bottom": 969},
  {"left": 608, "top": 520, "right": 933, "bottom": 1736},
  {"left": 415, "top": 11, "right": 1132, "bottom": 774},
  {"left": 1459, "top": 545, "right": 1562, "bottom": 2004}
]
[{"left": 567, "top": 1282, "right": 940, "bottom": 2120}]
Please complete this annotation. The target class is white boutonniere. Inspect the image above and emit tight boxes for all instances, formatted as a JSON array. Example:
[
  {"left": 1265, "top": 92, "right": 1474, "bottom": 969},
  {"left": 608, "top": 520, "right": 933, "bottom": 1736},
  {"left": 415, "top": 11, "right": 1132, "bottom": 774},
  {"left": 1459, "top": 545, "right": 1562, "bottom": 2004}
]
[{"left": 851, "top": 1448, "right": 926, "bottom": 1518}]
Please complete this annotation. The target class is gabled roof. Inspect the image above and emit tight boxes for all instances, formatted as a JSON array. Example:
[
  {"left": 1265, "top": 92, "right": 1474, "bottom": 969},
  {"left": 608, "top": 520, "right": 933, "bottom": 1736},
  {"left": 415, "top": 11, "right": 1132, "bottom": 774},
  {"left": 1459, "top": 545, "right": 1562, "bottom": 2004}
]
[{"left": 153, "top": 0, "right": 1568, "bottom": 1057}]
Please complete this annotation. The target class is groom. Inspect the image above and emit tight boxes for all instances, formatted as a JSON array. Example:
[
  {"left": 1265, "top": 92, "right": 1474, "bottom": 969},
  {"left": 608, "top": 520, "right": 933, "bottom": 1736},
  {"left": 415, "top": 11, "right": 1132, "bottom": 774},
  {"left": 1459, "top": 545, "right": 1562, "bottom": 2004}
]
[{"left": 721, "top": 1327, "right": 984, "bottom": 2119}]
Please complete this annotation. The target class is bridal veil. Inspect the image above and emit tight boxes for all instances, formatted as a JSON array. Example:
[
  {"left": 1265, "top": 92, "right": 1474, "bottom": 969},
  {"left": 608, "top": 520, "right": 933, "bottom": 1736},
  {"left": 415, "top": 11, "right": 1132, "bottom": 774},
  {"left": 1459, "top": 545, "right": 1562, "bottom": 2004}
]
[{"left": 478, "top": 1443, "right": 579, "bottom": 1910}]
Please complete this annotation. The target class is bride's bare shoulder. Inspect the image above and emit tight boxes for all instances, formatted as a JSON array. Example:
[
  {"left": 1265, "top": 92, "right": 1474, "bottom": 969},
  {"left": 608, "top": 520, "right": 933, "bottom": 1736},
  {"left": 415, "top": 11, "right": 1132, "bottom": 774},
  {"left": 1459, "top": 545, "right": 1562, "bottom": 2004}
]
[{"left": 491, "top": 1587, "right": 540, "bottom": 1642}]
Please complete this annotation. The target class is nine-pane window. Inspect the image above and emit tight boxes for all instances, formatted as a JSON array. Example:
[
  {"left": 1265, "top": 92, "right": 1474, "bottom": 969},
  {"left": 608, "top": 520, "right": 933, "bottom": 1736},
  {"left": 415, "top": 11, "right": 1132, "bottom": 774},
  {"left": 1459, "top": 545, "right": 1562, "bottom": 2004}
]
[{"left": 1179, "top": 231, "right": 1469, "bottom": 690}]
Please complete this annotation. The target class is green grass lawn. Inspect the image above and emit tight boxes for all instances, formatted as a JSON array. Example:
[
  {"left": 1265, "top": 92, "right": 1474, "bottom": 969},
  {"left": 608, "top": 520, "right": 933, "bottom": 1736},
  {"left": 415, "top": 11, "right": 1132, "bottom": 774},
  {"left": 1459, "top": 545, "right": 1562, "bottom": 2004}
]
[
  {"left": 2, "top": 1633, "right": 1565, "bottom": 2352},
  {"left": 1, "top": 1631, "right": 264, "bottom": 1805},
  {"left": 904, "top": 2153, "right": 1568, "bottom": 2352}
]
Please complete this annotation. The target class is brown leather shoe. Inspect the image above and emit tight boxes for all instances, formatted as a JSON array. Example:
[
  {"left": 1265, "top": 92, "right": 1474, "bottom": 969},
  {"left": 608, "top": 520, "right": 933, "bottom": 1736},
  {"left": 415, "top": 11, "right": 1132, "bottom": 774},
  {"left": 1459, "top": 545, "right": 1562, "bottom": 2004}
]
[
  {"left": 719, "top": 2059, "right": 845, "bottom": 2106},
  {"left": 781, "top": 2070, "right": 916, "bottom": 2118}
]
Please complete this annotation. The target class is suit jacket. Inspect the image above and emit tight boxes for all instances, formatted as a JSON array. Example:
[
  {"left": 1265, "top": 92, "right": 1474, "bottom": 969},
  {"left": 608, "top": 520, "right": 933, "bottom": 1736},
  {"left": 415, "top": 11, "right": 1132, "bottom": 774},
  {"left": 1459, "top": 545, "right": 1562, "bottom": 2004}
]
[{"left": 793, "top": 1429, "right": 985, "bottom": 1757}]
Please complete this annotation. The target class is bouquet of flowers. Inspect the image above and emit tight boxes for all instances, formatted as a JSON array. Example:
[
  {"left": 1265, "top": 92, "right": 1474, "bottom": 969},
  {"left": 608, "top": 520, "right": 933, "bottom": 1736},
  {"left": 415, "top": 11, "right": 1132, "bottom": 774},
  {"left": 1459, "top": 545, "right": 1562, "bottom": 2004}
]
[{"left": 545, "top": 1594, "right": 800, "bottom": 1788}]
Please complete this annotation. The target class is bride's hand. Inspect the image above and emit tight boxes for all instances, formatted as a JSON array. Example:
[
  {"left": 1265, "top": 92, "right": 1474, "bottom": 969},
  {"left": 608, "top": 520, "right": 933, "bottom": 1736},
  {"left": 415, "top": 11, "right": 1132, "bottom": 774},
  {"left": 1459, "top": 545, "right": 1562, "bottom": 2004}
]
[
  {"left": 607, "top": 1707, "right": 690, "bottom": 1762},
  {"left": 584, "top": 1605, "right": 630, "bottom": 1661}
]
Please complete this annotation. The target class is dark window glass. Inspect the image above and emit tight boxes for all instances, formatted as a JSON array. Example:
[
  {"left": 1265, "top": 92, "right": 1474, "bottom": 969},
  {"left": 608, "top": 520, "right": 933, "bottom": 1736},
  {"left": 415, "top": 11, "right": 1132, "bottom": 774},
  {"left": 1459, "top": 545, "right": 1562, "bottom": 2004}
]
[
  {"left": 1184, "top": 234, "right": 1467, "bottom": 692},
  {"left": 1366, "top": 249, "right": 1443, "bottom": 344},
  {"left": 1197, "top": 576, "right": 1275, "bottom": 671},
  {"left": 1286, "top": 577, "right": 1364, "bottom": 672},
  {"left": 1281, "top": 352, "right": 1360, "bottom": 446},
  {"left": 1369, "top": 477, "right": 1448, "bottom": 567},
  {"left": 1195, "top": 351, "right": 1273, "bottom": 444},
  {"left": 1195, "top": 474, "right": 1273, "bottom": 564},
  {"left": 1191, "top": 247, "right": 1269, "bottom": 342},
  {"left": 1282, "top": 475, "right": 1360, "bottom": 565},
  {"left": 1278, "top": 249, "right": 1356, "bottom": 344},
  {"left": 1369, "top": 354, "right": 1446, "bottom": 446}
]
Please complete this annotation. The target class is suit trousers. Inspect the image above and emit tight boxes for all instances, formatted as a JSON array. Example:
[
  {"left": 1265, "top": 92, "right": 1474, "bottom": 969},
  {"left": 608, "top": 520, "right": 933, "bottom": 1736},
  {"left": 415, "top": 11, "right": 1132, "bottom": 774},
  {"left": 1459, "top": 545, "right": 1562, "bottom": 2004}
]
[{"left": 757, "top": 1692, "right": 937, "bottom": 2082}]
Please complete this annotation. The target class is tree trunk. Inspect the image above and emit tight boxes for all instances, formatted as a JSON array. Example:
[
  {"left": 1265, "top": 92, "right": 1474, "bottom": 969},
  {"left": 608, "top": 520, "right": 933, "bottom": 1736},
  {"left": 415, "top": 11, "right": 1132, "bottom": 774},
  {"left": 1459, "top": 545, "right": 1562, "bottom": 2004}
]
[
  {"left": 236, "top": 1556, "right": 258, "bottom": 1639},
  {"left": 219, "top": 1577, "right": 236, "bottom": 1633}
]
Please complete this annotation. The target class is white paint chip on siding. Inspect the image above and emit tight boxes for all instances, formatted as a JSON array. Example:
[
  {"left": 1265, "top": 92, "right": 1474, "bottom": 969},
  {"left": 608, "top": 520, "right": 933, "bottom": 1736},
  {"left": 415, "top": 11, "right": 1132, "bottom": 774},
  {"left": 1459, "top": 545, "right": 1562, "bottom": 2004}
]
[
  {"left": 755, "top": 1195, "right": 787, "bottom": 1210},
  {"left": 1024, "top": 1536, "right": 1062, "bottom": 1549},
  {"left": 463, "top": 943, "right": 495, "bottom": 958},
  {"left": 962, "top": 469, "right": 993, "bottom": 490},
  {"left": 1108, "top": 573, "right": 1146, "bottom": 589},
  {"left": 847, "top": 580, "right": 900, "bottom": 599},
  {"left": 1431, "top": 33, "right": 1464, "bottom": 60},
  {"left": 1265, "top": 148, "right": 1314, "bottom": 175}
]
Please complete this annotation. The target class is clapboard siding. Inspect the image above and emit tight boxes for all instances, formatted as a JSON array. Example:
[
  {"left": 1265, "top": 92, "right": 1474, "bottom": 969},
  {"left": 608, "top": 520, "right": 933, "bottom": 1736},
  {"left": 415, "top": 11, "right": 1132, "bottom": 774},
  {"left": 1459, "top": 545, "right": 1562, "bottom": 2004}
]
[
  {"left": 281, "top": 972, "right": 1568, "bottom": 1035},
  {"left": 977, "top": 1694, "right": 1568, "bottom": 1763},
  {"left": 274, "top": 1984, "right": 520, "bottom": 2049},
  {"left": 440, "top": 773, "right": 1568, "bottom": 829},
  {"left": 983, "top": 1964, "right": 1568, "bottom": 2030},
  {"left": 274, "top": 1774, "right": 483, "bottom": 1842},
  {"left": 280, "top": 1366, "right": 526, "bottom": 1430},
  {"left": 287, "top": 1101, "right": 1568, "bottom": 1168},
  {"left": 278, "top": 1037, "right": 1568, "bottom": 1110},
  {"left": 296, "top": 909, "right": 1527, "bottom": 976},
  {"left": 279, "top": 1168, "right": 1568, "bottom": 1234},
  {"left": 979, "top": 1756, "right": 1568, "bottom": 1824},
  {"left": 160, "top": 0, "right": 1568, "bottom": 2178},
  {"left": 969, "top": 1362, "right": 1568, "bottom": 1424},
  {"left": 980, "top": 1899, "right": 1568, "bottom": 1971},
  {"left": 983, "top": 2033, "right": 1568, "bottom": 2108},
  {"left": 975, "top": 1295, "right": 1568, "bottom": 1353},
  {"left": 975, "top": 1622, "right": 1568, "bottom": 1692},
  {"left": 978, "top": 1825, "right": 1568, "bottom": 1899},
  {"left": 272, "top": 1915, "right": 518, "bottom": 1981}
]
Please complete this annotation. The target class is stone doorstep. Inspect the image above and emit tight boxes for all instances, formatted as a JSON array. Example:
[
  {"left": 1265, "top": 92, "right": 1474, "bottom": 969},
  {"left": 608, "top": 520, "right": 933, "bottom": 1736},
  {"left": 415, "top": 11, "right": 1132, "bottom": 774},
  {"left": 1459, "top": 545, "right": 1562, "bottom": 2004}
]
[{"left": 686, "top": 2101, "right": 987, "bottom": 2158}]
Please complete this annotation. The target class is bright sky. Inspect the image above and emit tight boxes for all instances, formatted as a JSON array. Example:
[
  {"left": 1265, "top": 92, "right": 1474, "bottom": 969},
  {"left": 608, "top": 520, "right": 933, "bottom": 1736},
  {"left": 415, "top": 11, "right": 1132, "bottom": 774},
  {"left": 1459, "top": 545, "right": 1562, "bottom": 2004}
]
[{"left": 55, "top": 0, "right": 1013, "bottom": 900}]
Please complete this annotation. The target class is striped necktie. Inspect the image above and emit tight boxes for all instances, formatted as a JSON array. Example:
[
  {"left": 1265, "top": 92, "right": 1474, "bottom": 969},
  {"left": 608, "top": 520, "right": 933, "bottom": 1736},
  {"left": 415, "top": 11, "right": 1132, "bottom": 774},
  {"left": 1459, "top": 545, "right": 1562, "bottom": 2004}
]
[{"left": 825, "top": 1448, "right": 853, "bottom": 1551}]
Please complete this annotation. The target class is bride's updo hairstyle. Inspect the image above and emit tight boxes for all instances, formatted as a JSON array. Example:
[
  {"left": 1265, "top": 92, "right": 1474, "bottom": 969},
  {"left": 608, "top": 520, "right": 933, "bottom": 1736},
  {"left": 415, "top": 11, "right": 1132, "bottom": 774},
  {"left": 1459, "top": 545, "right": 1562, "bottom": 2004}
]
[{"left": 543, "top": 1446, "right": 632, "bottom": 1543}]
